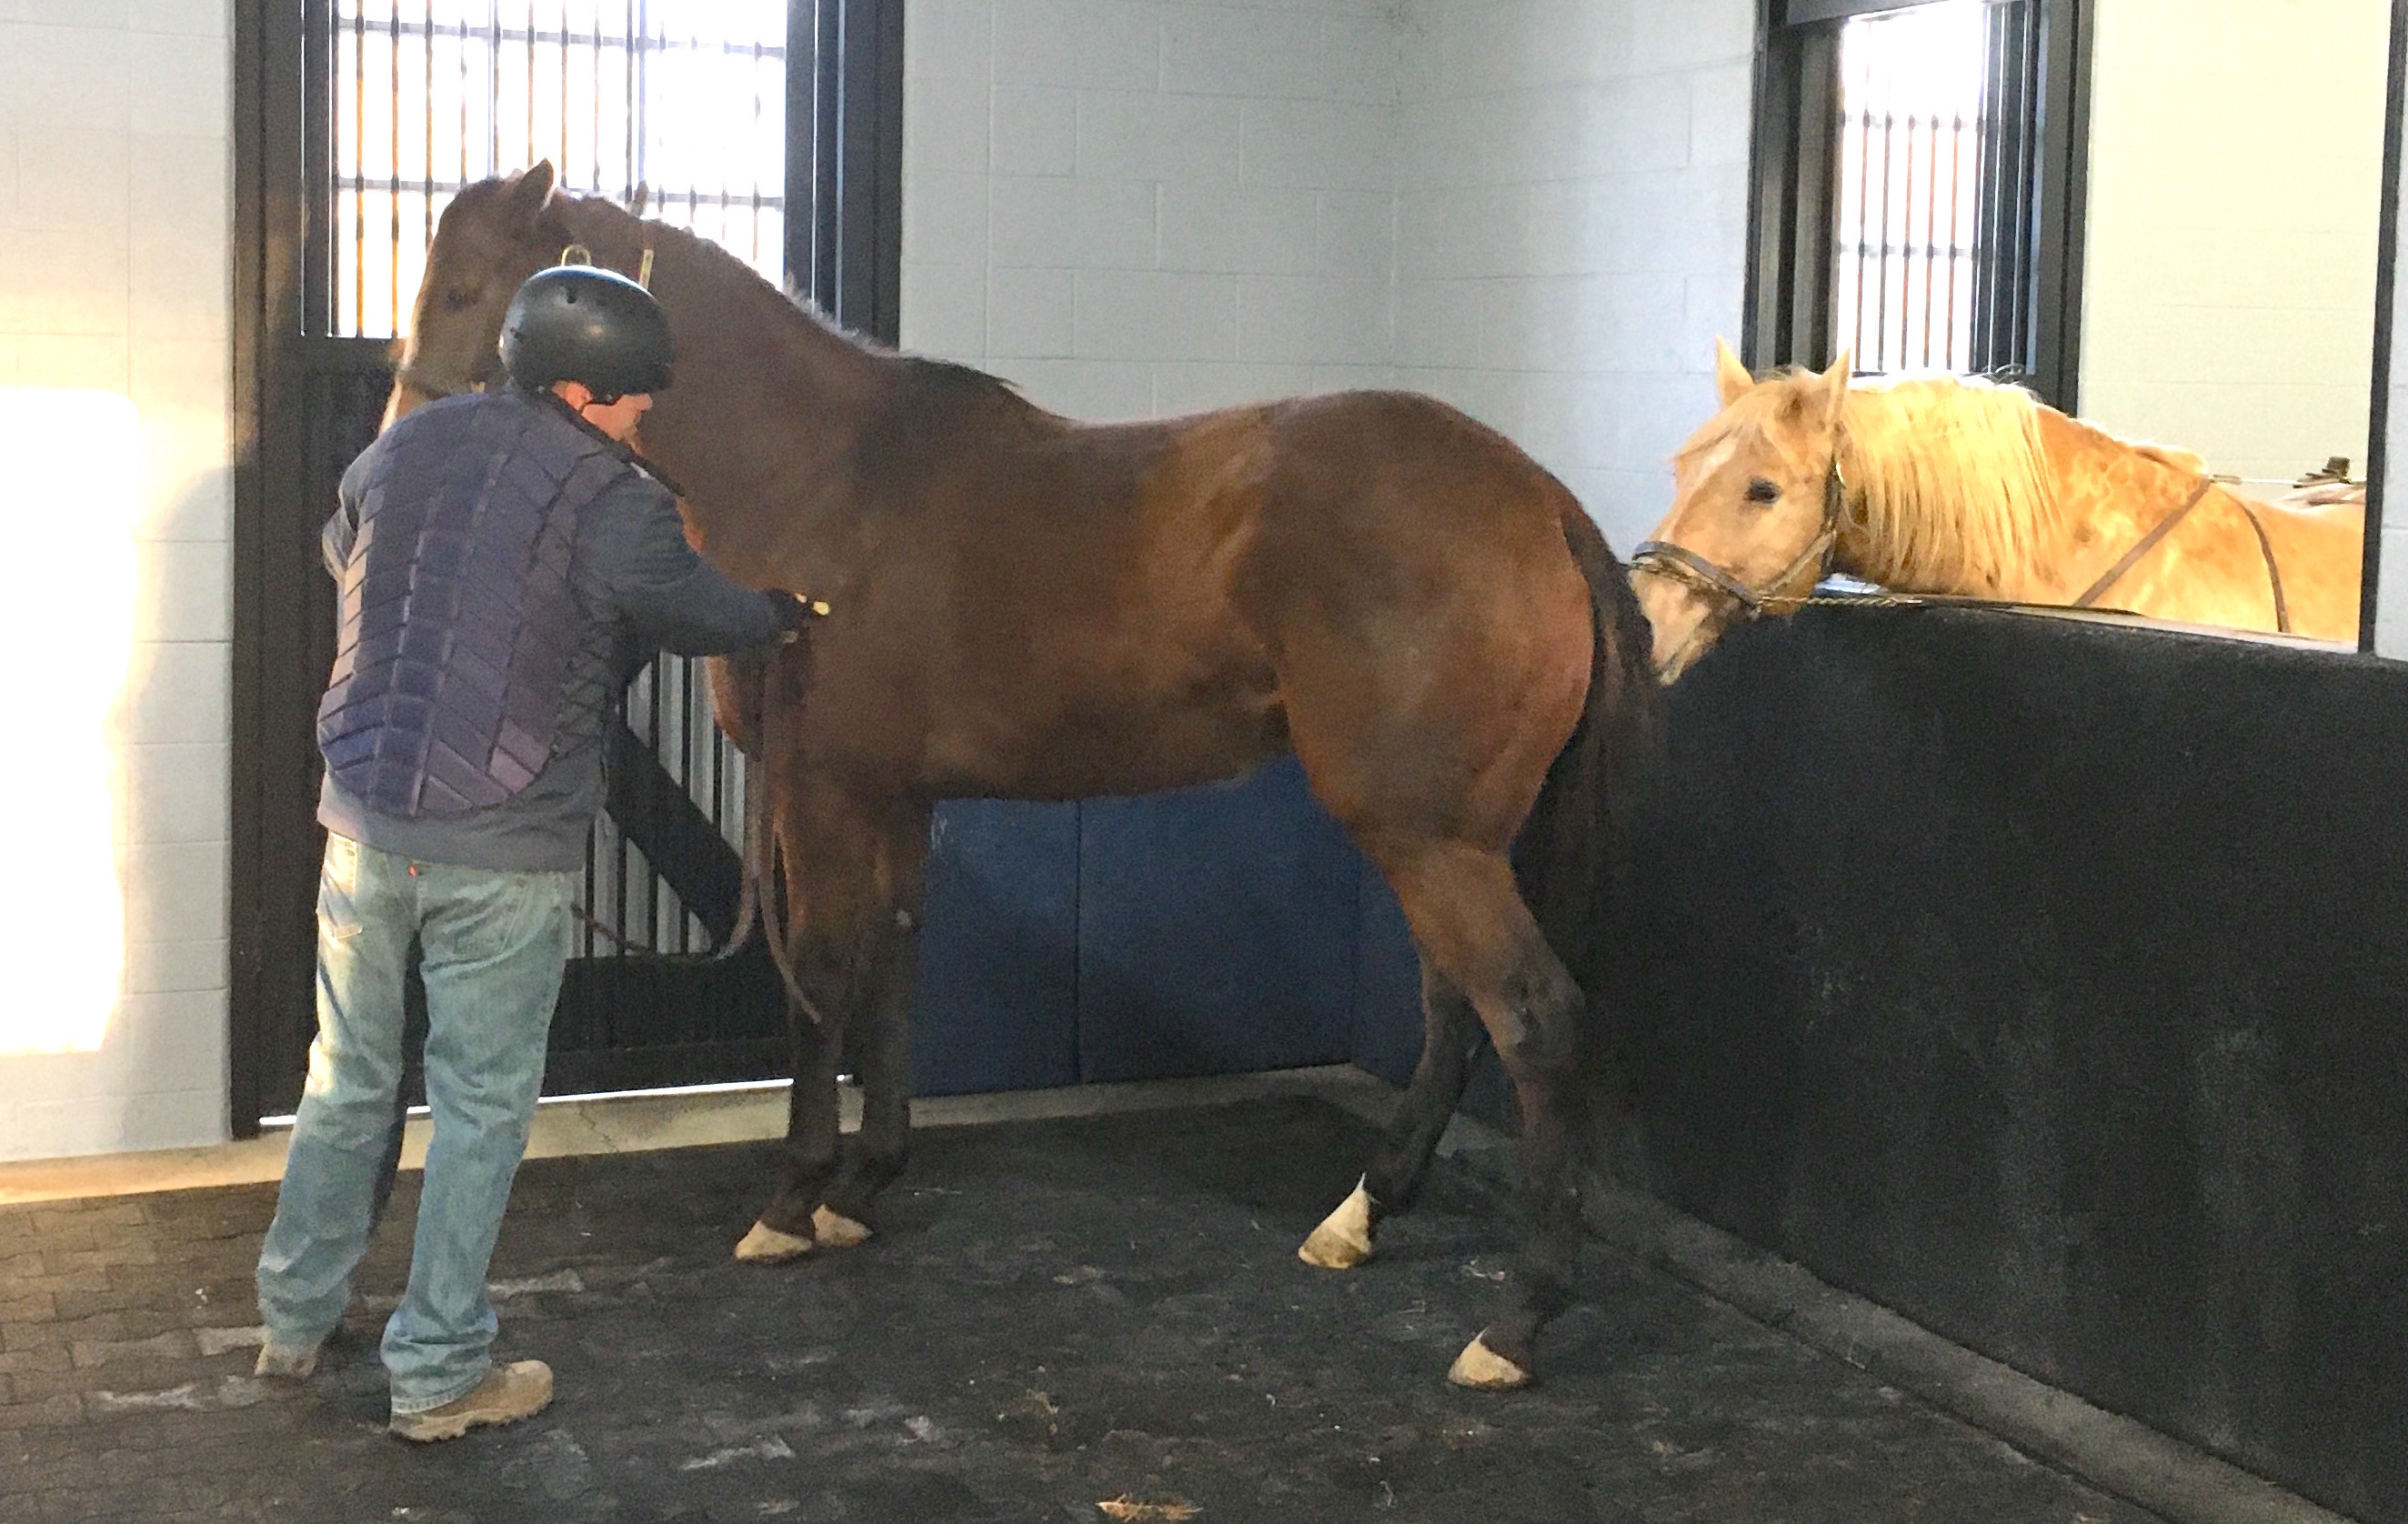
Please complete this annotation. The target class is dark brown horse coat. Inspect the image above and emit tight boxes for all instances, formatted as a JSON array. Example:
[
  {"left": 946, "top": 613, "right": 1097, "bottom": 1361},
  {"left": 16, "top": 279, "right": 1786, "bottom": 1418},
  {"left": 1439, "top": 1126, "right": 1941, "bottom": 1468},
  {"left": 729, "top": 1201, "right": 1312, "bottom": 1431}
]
[{"left": 388, "top": 164, "right": 1656, "bottom": 1389}]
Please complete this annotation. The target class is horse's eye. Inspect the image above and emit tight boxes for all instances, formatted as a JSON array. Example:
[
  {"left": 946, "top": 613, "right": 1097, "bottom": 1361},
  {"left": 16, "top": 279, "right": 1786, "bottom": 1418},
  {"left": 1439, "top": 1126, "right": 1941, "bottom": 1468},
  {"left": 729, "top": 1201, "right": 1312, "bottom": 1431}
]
[
  {"left": 441, "top": 287, "right": 478, "bottom": 313},
  {"left": 1743, "top": 477, "right": 1781, "bottom": 505}
]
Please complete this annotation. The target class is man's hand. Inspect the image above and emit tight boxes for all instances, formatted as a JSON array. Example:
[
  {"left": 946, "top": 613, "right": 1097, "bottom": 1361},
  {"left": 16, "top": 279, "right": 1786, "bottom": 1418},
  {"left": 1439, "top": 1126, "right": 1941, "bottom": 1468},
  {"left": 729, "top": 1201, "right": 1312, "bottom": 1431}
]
[{"left": 767, "top": 588, "right": 831, "bottom": 642}]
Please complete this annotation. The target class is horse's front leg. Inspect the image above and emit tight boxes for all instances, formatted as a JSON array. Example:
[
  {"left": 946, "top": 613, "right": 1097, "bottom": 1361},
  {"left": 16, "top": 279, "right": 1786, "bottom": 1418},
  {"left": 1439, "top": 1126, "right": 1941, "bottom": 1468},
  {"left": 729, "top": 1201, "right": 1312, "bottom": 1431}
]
[
  {"left": 732, "top": 928, "right": 851, "bottom": 1264},
  {"left": 733, "top": 775, "right": 927, "bottom": 1263},
  {"left": 821, "top": 811, "right": 928, "bottom": 1230}
]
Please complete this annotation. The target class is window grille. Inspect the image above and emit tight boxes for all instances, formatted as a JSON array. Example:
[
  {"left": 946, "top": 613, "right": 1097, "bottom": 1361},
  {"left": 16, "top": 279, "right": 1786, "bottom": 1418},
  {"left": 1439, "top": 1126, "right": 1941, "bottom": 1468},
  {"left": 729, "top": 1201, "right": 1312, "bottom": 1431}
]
[
  {"left": 319, "top": 0, "right": 788, "bottom": 341},
  {"left": 1831, "top": 2, "right": 2002, "bottom": 374},
  {"left": 1750, "top": 0, "right": 2089, "bottom": 403}
]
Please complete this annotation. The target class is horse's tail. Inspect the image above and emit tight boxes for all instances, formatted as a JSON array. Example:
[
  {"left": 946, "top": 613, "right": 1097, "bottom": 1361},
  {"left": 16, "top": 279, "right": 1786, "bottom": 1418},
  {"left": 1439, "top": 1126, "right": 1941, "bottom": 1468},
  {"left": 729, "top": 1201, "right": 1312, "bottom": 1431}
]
[{"left": 1512, "top": 501, "right": 1659, "bottom": 1152}]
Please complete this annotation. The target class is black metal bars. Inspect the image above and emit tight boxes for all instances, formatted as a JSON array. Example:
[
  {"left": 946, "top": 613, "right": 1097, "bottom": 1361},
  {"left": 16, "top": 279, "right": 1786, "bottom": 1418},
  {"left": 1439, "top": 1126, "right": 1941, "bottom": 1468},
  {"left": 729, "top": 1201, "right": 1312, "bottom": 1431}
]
[
  {"left": 1746, "top": 0, "right": 2091, "bottom": 406},
  {"left": 1831, "top": 3, "right": 1993, "bottom": 374},
  {"left": 322, "top": 0, "right": 789, "bottom": 340}
]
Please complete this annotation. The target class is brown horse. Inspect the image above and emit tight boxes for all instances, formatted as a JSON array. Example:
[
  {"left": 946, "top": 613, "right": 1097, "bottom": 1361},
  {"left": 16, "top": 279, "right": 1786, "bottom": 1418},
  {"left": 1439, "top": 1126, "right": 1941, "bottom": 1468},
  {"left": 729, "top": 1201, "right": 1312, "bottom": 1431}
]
[
  {"left": 384, "top": 164, "right": 1656, "bottom": 1389},
  {"left": 1634, "top": 341, "right": 2365, "bottom": 680}
]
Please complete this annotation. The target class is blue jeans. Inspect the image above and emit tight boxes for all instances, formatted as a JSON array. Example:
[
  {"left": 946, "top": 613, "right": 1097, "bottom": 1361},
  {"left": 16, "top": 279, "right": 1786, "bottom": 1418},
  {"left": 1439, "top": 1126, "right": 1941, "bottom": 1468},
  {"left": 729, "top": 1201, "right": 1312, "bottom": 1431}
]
[{"left": 256, "top": 834, "right": 575, "bottom": 1415}]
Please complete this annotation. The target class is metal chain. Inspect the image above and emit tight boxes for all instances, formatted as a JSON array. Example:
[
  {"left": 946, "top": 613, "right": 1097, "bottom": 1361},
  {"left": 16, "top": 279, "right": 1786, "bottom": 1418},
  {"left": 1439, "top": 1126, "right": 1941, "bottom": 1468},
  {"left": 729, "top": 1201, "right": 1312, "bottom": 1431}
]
[{"left": 1753, "top": 587, "right": 1938, "bottom": 612}]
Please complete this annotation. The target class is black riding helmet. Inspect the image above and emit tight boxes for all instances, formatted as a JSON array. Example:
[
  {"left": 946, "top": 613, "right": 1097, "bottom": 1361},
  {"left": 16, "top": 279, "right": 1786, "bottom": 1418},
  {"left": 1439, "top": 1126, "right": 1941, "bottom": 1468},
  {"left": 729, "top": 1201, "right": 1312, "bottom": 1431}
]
[{"left": 498, "top": 265, "right": 674, "bottom": 401}]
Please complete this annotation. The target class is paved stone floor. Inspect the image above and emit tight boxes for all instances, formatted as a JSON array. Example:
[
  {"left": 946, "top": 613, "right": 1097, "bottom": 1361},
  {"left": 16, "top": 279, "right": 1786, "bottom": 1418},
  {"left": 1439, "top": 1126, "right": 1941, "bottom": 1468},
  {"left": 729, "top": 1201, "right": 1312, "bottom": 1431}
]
[{"left": 0, "top": 1096, "right": 2162, "bottom": 1523}]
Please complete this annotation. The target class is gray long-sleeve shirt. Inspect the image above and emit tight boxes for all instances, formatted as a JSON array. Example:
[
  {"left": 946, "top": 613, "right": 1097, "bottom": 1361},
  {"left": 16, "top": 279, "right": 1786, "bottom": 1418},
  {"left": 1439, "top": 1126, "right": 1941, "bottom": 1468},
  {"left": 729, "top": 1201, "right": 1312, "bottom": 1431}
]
[{"left": 316, "top": 392, "right": 786, "bottom": 872}]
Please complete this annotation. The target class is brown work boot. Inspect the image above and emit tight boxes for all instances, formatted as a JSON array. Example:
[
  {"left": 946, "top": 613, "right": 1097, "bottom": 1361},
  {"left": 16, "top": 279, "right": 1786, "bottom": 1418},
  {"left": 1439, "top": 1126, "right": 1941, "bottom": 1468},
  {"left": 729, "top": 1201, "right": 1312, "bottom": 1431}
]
[{"left": 388, "top": 1360, "right": 554, "bottom": 1442}]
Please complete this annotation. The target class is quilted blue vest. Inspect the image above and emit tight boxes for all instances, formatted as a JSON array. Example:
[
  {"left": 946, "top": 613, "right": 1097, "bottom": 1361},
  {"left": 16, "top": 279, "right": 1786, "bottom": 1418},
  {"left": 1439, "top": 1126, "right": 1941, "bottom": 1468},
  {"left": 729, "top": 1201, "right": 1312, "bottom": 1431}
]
[{"left": 316, "top": 389, "right": 631, "bottom": 817}]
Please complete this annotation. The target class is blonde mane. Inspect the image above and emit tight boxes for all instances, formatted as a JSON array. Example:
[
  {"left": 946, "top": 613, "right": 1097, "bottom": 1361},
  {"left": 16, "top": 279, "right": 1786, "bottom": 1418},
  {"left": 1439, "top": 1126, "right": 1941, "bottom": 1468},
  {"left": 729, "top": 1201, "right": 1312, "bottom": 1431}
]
[{"left": 1833, "top": 374, "right": 2061, "bottom": 596}]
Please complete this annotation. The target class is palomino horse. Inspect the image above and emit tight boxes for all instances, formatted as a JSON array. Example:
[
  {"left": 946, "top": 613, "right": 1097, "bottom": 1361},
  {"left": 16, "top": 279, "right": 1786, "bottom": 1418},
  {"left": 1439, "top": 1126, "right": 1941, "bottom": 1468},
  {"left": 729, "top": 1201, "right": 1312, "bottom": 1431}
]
[
  {"left": 383, "top": 165, "right": 1656, "bottom": 1389},
  {"left": 1633, "top": 341, "right": 2365, "bottom": 680}
]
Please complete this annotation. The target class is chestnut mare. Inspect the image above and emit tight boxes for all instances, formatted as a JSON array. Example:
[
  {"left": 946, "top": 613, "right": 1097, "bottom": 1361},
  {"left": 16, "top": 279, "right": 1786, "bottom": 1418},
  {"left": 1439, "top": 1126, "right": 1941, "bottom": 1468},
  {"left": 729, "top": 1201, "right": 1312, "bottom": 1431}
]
[
  {"left": 1634, "top": 341, "right": 2365, "bottom": 681},
  {"left": 383, "top": 165, "right": 1656, "bottom": 1389}
]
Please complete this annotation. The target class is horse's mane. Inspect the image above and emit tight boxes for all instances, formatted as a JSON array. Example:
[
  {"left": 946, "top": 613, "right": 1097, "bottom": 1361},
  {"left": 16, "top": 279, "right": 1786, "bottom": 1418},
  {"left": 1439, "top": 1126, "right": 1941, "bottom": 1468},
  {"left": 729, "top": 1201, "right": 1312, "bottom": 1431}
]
[
  {"left": 1833, "top": 373, "right": 2061, "bottom": 594},
  {"left": 558, "top": 192, "right": 1030, "bottom": 416}
]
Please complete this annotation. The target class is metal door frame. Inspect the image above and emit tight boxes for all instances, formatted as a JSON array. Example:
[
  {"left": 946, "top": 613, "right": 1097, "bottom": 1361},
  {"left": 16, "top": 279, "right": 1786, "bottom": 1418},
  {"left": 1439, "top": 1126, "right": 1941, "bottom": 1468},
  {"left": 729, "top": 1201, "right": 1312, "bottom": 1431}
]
[{"left": 229, "top": 0, "right": 904, "bottom": 1133}]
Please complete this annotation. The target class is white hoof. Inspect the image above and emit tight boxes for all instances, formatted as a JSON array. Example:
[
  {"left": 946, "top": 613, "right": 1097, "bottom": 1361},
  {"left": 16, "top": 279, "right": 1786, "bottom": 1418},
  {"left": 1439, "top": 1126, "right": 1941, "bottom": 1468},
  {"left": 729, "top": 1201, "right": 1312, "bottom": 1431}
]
[
  {"left": 1298, "top": 1178, "right": 1376, "bottom": 1270},
  {"left": 734, "top": 1219, "right": 814, "bottom": 1263},
  {"left": 812, "top": 1205, "right": 872, "bottom": 1248},
  {"left": 1446, "top": 1335, "right": 1530, "bottom": 1390}
]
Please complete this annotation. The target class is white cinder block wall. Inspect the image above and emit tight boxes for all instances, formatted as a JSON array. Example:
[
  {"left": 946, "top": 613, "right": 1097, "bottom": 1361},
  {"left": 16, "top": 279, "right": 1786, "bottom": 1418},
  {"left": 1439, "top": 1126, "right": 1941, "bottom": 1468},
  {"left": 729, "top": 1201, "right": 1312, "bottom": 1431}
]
[
  {"left": 2080, "top": 0, "right": 2392, "bottom": 486},
  {"left": 0, "top": 2, "right": 235, "bottom": 1159},
  {"left": 1390, "top": 0, "right": 1755, "bottom": 552},
  {"left": 902, "top": 0, "right": 1404, "bottom": 423},
  {"left": 900, "top": 0, "right": 1758, "bottom": 555}
]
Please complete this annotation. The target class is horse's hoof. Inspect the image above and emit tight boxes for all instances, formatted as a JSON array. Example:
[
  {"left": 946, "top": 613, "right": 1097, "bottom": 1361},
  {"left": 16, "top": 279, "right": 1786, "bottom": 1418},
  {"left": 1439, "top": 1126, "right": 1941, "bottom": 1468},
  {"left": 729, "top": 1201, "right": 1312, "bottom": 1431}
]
[
  {"left": 1298, "top": 1178, "right": 1376, "bottom": 1270},
  {"left": 1446, "top": 1335, "right": 1531, "bottom": 1390},
  {"left": 734, "top": 1220, "right": 814, "bottom": 1263},
  {"left": 812, "top": 1206, "right": 872, "bottom": 1248}
]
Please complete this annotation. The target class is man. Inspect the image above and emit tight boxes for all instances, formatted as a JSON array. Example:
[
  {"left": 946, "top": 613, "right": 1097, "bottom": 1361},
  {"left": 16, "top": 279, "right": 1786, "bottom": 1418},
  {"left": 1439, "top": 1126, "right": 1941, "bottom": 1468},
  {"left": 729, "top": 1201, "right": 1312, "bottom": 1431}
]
[{"left": 254, "top": 265, "right": 813, "bottom": 1442}]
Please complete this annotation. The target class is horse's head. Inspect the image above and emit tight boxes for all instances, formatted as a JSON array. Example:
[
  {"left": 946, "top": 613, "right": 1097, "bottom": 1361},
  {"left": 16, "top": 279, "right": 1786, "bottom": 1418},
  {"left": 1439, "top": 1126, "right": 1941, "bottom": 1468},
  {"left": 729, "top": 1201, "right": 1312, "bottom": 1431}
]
[
  {"left": 1632, "top": 341, "right": 1852, "bottom": 683},
  {"left": 383, "top": 162, "right": 569, "bottom": 426}
]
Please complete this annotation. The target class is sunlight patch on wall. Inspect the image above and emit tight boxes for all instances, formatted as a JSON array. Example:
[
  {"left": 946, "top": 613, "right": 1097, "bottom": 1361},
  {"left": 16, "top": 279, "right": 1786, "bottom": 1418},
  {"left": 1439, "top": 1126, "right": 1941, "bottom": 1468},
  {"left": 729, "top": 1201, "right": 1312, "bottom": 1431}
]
[{"left": 0, "top": 390, "right": 137, "bottom": 1054}]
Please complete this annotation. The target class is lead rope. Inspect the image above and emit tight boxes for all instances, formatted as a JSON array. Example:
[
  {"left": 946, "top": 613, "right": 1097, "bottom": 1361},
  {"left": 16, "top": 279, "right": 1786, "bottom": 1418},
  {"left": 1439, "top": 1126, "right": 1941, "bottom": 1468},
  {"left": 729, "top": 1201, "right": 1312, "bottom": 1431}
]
[
  {"left": 717, "top": 643, "right": 826, "bottom": 1025},
  {"left": 583, "top": 221, "right": 819, "bottom": 1018}
]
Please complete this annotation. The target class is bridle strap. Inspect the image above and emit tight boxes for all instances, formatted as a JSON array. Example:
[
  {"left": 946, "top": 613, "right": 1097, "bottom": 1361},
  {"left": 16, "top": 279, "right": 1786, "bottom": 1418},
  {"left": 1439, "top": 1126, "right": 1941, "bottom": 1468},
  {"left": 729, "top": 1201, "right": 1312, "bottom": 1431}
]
[
  {"left": 1630, "top": 451, "right": 1848, "bottom": 617},
  {"left": 1629, "top": 538, "right": 1769, "bottom": 613},
  {"left": 2072, "top": 476, "right": 2213, "bottom": 609},
  {"left": 2234, "top": 496, "right": 2293, "bottom": 635}
]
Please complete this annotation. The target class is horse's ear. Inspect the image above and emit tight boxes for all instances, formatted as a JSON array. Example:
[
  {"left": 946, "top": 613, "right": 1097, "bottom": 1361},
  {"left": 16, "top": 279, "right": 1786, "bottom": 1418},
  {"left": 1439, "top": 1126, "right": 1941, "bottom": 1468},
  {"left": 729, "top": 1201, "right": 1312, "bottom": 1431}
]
[
  {"left": 1816, "top": 351, "right": 1852, "bottom": 420},
  {"left": 504, "top": 160, "right": 557, "bottom": 223},
  {"left": 627, "top": 181, "right": 649, "bottom": 217},
  {"left": 1714, "top": 337, "right": 1753, "bottom": 406}
]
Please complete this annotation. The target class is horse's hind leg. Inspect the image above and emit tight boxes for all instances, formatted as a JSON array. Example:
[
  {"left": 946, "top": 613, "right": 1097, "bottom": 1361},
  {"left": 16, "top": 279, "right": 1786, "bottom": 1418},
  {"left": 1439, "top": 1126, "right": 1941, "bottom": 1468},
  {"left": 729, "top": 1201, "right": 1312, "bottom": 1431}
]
[
  {"left": 1374, "top": 838, "right": 1594, "bottom": 1390},
  {"left": 1299, "top": 965, "right": 1482, "bottom": 1269},
  {"left": 822, "top": 812, "right": 928, "bottom": 1238}
]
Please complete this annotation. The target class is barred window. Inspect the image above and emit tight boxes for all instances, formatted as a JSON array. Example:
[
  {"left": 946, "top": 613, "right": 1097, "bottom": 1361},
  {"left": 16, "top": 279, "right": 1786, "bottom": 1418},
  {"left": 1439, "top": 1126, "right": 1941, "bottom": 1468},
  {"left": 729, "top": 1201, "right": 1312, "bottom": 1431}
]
[
  {"left": 321, "top": 1, "right": 788, "bottom": 340},
  {"left": 1751, "top": 0, "right": 2089, "bottom": 404},
  {"left": 1830, "top": 2, "right": 1997, "bottom": 374}
]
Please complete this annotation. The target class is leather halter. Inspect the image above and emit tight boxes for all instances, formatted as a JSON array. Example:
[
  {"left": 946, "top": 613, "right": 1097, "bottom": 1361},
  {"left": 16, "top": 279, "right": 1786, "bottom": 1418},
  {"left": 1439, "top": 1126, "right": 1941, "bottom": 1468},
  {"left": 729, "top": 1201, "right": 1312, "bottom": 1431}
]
[{"left": 1631, "top": 451, "right": 1849, "bottom": 618}]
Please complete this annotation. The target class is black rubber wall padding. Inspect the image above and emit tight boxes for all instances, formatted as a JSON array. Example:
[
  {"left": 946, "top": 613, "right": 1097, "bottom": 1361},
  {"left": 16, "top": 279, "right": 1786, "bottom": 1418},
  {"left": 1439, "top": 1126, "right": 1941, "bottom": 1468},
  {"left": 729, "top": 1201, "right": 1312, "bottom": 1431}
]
[{"left": 1610, "top": 604, "right": 2408, "bottom": 1524}]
